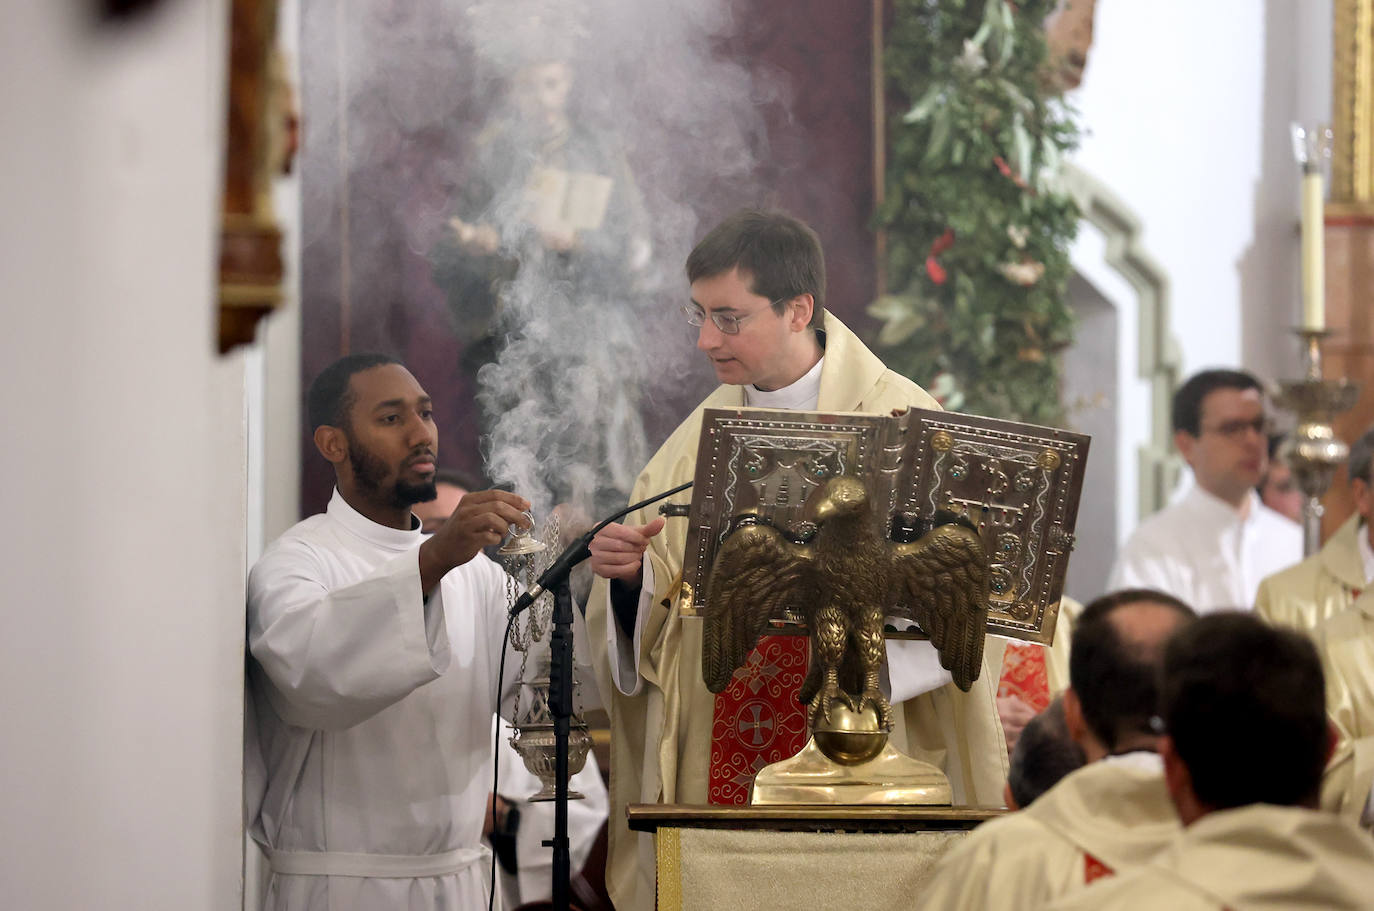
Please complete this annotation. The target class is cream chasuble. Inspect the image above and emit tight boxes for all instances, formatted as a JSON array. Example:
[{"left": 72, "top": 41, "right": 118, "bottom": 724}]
[
  {"left": 1044, "top": 804, "right": 1374, "bottom": 911},
  {"left": 1316, "top": 588, "right": 1374, "bottom": 828},
  {"left": 585, "top": 313, "right": 1009, "bottom": 911},
  {"left": 1255, "top": 514, "right": 1368, "bottom": 631},
  {"left": 917, "top": 753, "right": 1177, "bottom": 911}
]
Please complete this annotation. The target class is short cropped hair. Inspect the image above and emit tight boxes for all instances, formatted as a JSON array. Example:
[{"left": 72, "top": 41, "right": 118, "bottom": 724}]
[
  {"left": 686, "top": 209, "right": 827, "bottom": 329},
  {"left": 1069, "top": 588, "right": 1196, "bottom": 751},
  {"left": 1171, "top": 369, "right": 1263, "bottom": 436},
  {"left": 306, "top": 353, "right": 402, "bottom": 430},
  {"left": 1007, "top": 697, "right": 1086, "bottom": 808},
  {"left": 1348, "top": 423, "right": 1374, "bottom": 486},
  {"left": 1161, "top": 612, "right": 1328, "bottom": 809},
  {"left": 434, "top": 467, "right": 484, "bottom": 493}
]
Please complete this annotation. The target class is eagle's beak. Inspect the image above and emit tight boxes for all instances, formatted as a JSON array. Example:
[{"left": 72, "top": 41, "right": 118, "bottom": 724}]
[{"left": 812, "top": 496, "right": 836, "bottom": 522}]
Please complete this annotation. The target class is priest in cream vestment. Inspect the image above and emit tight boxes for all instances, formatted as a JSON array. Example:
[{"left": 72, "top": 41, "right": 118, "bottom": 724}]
[
  {"left": 1316, "top": 587, "right": 1374, "bottom": 829},
  {"left": 1048, "top": 612, "right": 1374, "bottom": 911},
  {"left": 1255, "top": 426, "right": 1374, "bottom": 824},
  {"left": 918, "top": 589, "right": 1193, "bottom": 911},
  {"left": 1255, "top": 513, "right": 1369, "bottom": 629},
  {"left": 1255, "top": 424, "right": 1373, "bottom": 630},
  {"left": 585, "top": 211, "right": 1007, "bottom": 911},
  {"left": 1045, "top": 804, "right": 1374, "bottom": 911}
]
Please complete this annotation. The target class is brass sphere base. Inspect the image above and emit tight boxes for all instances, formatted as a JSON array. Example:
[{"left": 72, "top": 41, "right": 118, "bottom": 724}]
[
  {"left": 750, "top": 705, "right": 951, "bottom": 806},
  {"left": 811, "top": 704, "right": 888, "bottom": 764}
]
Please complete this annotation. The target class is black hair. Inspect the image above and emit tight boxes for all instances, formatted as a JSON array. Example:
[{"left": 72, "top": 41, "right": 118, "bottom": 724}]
[
  {"left": 306, "top": 353, "right": 402, "bottom": 431},
  {"left": 1171, "top": 369, "right": 1263, "bottom": 436},
  {"left": 1161, "top": 612, "right": 1328, "bottom": 810},
  {"left": 1257, "top": 433, "right": 1289, "bottom": 495},
  {"left": 1348, "top": 423, "right": 1374, "bottom": 486},
  {"left": 1007, "top": 697, "right": 1086, "bottom": 808},
  {"left": 686, "top": 209, "right": 826, "bottom": 328},
  {"left": 1069, "top": 588, "right": 1196, "bottom": 751}
]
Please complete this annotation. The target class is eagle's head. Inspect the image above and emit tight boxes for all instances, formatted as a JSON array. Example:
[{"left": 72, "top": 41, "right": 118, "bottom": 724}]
[{"left": 809, "top": 475, "right": 870, "bottom": 523}]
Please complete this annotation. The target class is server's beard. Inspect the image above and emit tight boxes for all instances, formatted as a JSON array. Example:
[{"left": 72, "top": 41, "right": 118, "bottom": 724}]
[{"left": 348, "top": 437, "right": 438, "bottom": 509}]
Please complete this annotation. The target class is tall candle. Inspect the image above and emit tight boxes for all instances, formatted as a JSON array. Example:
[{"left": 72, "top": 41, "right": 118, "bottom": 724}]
[{"left": 1300, "top": 168, "right": 1325, "bottom": 331}]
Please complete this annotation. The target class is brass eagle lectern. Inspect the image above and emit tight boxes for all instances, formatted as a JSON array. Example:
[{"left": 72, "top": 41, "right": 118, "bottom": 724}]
[{"left": 684, "top": 407, "right": 1088, "bottom": 804}]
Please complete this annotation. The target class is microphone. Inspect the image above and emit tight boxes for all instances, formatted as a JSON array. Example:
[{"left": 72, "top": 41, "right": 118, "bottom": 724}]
[{"left": 508, "top": 480, "right": 693, "bottom": 617}]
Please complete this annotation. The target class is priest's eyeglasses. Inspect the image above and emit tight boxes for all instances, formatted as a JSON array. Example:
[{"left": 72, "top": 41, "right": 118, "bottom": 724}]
[
  {"left": 683, "top": 301, "right": 781, "bottom": 335},
  {"left": 1199, "top": 416, "right": 1268, "bottom": 440}
]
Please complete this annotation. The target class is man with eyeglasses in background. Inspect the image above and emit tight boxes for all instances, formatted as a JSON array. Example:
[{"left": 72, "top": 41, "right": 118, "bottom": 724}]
[
  {"left": 583, "top": 209, "right": 1008, "bottom": 911},
  {"left": 1107, "top": 369, "right": 1301, "bottom": 612}
]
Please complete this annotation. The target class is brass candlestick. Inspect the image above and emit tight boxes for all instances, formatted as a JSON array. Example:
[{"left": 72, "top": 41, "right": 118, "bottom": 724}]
[{"left": 1273, "top": 328, "right": 1359, "bottom": 555}]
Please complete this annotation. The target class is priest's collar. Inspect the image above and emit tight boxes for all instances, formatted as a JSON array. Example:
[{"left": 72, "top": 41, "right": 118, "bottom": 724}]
[
  {"left": 1101, "top": 749, "right": 1163, "bottom": 773},
  {"left": 327, "top": 487, "right": 423, "bottom": 551},
  {"left": 1359, "top": 523, "right": 1374, "bottom": 585},
  {"left": 745, "top": 356, "right": 825, "bottom": 410}
]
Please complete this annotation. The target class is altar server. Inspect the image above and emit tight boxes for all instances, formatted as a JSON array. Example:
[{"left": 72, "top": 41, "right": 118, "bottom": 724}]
[
  {"left": 1108, "top": 370, "right": 1301, "bottom": 610},
  {"left": 246, "top": 354, "right": 530, "bottom": 910}
]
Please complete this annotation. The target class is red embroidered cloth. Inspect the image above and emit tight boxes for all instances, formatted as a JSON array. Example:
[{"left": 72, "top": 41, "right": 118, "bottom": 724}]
[
  {"left": 1084, "top": 852, "right": 1114, "bottom": 883},
  {"left": 707, "top": 635, "right": 810, "bottom": 805},
  {"left": 998, "top": 641, "right": 1051, "bottom": 713}
]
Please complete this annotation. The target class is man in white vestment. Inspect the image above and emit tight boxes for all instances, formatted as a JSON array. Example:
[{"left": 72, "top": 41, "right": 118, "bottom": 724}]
[
  {"left": 584, "top": 210, "right": 1008, "bottom": 911},
  {"left": 1256, "top": 423, "right": 1374, "bottom": 630},
  {"left": 246, "top": 354, "right": 534, "bottom": 910},
  {"left": 918, "top": 589, "right": 1195, "bottom": 910},
  {"left": 411, "top": 476, "right": 611, "bottom": 908},
  {"left": 1047, "top": 612, "right": 1374, "bottom": 911},
  {"left": 1108, "top": 369, "right": 1301, "bottom": 610}
]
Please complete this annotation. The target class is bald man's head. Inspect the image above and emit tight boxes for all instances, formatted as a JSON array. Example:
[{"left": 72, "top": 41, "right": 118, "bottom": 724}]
[{"left": 1068, "top": 589, "right": 1197, "bottom": 756}]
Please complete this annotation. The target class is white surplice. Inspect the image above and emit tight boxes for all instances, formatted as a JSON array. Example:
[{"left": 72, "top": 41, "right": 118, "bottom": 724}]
[
  {"left": 245, "top": 489, "right": 518, "bottom": 911},
  {"left": 1107, "top": 486, "right": 1301, "bottom": 612}
]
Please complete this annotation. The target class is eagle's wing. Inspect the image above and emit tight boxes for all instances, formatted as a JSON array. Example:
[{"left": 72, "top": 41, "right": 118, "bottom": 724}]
[
  {"left": 887, "top": 522, "right": 990, "bottom": 691},
  {"left": 702, "top": 520, "right": 813, "bottom": 693}
]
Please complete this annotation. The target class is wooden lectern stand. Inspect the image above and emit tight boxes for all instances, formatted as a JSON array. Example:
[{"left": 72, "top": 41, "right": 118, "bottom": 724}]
[{"left": 628, "top": 804, "right": 1003, "bottom": 910}]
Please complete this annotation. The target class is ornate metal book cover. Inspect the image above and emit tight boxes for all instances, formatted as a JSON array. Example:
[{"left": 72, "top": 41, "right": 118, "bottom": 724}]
[{"left": 678, "top": 407, "right": 1089, "bottom": 645}]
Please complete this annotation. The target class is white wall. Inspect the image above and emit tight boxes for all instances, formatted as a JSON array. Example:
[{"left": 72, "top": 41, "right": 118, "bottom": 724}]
[
  {"left": 0, "top": 2, "right": 245, "bottom": 907},
  {"left": 1073, "top": 0, "right": 1329, "bottom": 381},
  {"left": 1069, "top": 0, "right": 1331, "bottom": 539}
]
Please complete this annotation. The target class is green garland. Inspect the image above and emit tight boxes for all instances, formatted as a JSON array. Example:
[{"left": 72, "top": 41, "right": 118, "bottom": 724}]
[{"left": 870, "top": 0, "right": 1080, "bottom": 426}]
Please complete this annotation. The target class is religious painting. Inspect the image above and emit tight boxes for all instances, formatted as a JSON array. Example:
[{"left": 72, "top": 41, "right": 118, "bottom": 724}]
[{"left": 297, "top": 0, "right": 889, "bottom": 522}]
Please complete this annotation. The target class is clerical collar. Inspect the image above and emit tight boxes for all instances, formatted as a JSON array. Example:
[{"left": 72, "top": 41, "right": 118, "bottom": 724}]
[
  {"left": 1358, "top": 522, "right": 1374, "bottom": 585},
  {"left": 327, "top": 487, "right": 423, "bottom": 551},
  {"left": 745, "top": 356, "right": 825, "bottom": 410},
  {"left": 1102, "top": 749, "right": 1163, "bottom": 773}
]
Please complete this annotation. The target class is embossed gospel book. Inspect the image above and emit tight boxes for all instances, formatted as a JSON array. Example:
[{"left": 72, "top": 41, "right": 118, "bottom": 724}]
[{"left": 678, "top": 407, "right": 1089, "bottom": 645}]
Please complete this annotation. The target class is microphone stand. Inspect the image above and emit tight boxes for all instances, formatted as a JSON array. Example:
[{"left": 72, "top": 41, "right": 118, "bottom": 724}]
[
  {"left": 507, "top": 481, "right": 691, "bottom": 911},
  {"left": 547, "top": 577, "right": 574, "bottom": 911}
]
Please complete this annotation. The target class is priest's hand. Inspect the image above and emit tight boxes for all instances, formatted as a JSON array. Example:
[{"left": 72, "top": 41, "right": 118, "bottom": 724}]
[
  {"left": 997, "top": 694, "right": 1037, "bottom": 755},
  {"left": 589, "top": 518, "right": 665, "bottom": 582},
  {"left": 419, "top": 489, "right": 530, "bottom": 594}
]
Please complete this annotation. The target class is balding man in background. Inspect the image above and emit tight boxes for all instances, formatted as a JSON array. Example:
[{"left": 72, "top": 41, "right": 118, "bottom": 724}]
[
  {"left": 1048, "top": 613, "right": 1374, "bottom": 910},
  {"left": 918, "top": 590, "right": 1194, "bottom": 911}
]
